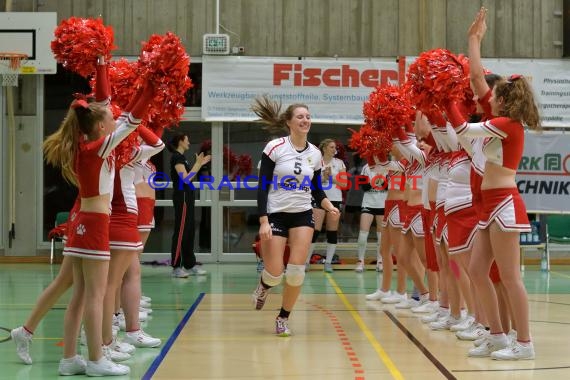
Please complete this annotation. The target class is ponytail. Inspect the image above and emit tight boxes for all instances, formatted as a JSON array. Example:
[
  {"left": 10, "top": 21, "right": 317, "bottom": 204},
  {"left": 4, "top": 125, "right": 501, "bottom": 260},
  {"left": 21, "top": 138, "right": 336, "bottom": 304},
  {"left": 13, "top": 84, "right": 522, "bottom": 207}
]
[
  {"left": 43, "top": 108, "right": 81, "bottom": 186},
  {"left": 43, "top": 100, "right": 108, "bottom": 186},
  {"left": 251, "top": 95, "right": 309, "bottom": 134},
  {"left": 251, "top": 95, "right": 287, "bottom": 134}
]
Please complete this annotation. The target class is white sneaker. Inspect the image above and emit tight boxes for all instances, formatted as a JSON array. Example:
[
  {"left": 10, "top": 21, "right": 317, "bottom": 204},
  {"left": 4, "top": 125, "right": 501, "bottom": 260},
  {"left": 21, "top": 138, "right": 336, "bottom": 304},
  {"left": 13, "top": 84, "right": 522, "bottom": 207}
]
[
  {"left": 507, "top": 329, "right": 518, "bottom": 344},
  {"left": 10, "top": 326, "right": 33, "bottom": 365},
  {"left": 366, "top": 289, "right": 391, "bottom": 301},
  {"left": 381, "top": 292, "right": 406, "bottom": 304},
  {"left": 103, "top": 344, "right": 131, "bottom": 362},
  {"left": 474, "top": 335, "right": 487, "bottom": 347},
  {"left": 411, "top": 299, "right": 437, "bottom": 314},
  {"left": 450, "top": 315, "right": 475, "bottom": 332},
  {"left": 86, "top": 357, "right": 130, "bottom": 376},
  {"left": 123, "top": 329, "right": 161, "bottom": 348},
  {"left": 110, "top": 337, "right": 136, "bottom": 354},
  {"left": 140, "top": 306, "right": 152, "bottom": 314},
  {"left": 354, "top": 261, "right": 364, "bottom": 273},
  {"left": 421, "top": 308, "right": 449, "bottom": 323},
  {"left": 140, "top": 299, "right": 151, "bottom": 308},
  {"left": 395, "top": 298, "right": 419, "bottom": 309},
  {"left": 491, "top": 340, "right": 535, "bottom": 360},
  {"left": 141, "top": 295, "right": 152, "bottom": 303},
  {"left": 430, "top": 315, "right": 461, "bottom": 330},
  {"left": 115, "top": 313, "right": 126, "bottom": 331},
  {"left": 59, "top": 355, "right": 87, "bottom": 376},
  {"left": 139, "top": 310, "right": 148, "bottom": 322},
  {"left": 376, "top": 262, "right": 383, "bottom": 272},
  {"left": 468, "top": 334, "right": 509, "bottom": 357},
  {"left": 188, "top": 266, "right": 207, "bottom": 275},
  {"left": 456, "top": 323, "right": 489, "bottom": 341},
  {"left": 172, "top": 267, "right": 189, "bottom": 278}
]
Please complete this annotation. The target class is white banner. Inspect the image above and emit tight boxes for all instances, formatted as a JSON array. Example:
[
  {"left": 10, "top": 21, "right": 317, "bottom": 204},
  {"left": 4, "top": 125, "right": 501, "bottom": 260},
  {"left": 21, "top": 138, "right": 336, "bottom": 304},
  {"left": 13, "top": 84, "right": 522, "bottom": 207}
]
[
  {"left": 517, "top": 132, "right": 570, "bottom": 213},
  {"left": 480, "top": 59, "right": 570, "bottom": 128},
  {"left": 202, "top": 56, "right": 570, "bottom": 127},
  {"left": 202, "top": 56, "right": 400, "bottom": 123}
]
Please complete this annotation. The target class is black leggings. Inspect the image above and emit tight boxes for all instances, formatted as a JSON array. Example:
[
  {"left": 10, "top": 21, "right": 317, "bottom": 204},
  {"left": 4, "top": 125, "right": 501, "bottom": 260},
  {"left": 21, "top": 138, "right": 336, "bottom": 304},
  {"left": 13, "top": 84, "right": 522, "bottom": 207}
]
[{"left": 171, "top": 190, "right": 197, "bottom": 269}]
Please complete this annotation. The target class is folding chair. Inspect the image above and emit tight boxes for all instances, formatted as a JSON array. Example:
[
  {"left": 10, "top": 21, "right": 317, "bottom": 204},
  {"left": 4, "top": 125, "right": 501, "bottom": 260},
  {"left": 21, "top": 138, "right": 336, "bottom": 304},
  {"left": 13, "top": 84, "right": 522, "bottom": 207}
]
[{"left": 48, "top": 211, "right": 69, "bottom": 264}]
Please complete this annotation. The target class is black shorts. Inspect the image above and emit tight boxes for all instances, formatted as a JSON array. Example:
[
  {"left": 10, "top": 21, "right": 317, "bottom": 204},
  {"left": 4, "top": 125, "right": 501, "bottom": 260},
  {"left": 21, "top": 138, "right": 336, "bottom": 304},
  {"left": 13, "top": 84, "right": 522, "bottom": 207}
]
[
  {"left": 344, "top": 205, "right": 361, "bottom": 213},
  {"left": 268, "top": 210, "right": 315, "bottom": 237},
  {"left": 312, "top": 200, "right": 343, "bottom": 211},
  {"left": 361, "top": 207, "right": 385, "bottom": 216}
]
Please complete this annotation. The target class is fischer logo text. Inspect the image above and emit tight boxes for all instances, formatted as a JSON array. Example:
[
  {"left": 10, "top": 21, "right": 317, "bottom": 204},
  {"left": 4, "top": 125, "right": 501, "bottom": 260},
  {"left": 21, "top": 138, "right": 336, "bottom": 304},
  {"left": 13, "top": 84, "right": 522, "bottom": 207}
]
[{"left": 273, "top": 63, "right": 398, "bottom": 88}]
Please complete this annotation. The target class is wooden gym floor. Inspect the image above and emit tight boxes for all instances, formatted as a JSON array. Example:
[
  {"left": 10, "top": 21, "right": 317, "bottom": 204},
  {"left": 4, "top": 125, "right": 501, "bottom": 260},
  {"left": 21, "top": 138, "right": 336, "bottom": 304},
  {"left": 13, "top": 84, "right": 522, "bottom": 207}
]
[{"left": 1, "top": 263, "right": 570, "bottom": 379}]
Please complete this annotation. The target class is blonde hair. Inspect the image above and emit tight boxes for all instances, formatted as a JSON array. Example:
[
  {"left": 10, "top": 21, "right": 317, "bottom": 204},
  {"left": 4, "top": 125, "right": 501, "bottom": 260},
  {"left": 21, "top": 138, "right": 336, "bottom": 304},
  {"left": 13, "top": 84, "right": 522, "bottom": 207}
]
[
  {"left": 251, "top": 94, "right": 309, "bottom": 134},
  {"left": 494, "top": 77, "right": 541, "bottom": 130},
  {"left": 319, "top": 138, "right": 335, "bottom": 154},
  {"left": 43, "top": 102, "right": 107, "bottom": 185}
]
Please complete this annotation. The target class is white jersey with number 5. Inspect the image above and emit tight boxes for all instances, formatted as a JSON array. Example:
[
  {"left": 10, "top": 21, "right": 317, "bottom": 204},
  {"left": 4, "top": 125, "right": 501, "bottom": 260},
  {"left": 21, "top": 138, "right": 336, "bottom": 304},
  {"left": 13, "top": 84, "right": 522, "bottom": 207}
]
[{"left": 263, "top": 136, "right": 323, "bottom": 214}]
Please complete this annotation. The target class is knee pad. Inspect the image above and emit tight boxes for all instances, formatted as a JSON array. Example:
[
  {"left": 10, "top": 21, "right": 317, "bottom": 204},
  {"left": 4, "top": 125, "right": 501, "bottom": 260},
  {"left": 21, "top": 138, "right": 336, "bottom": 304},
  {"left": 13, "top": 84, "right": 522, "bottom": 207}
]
[
  {"left": 357, "top": 230, "right": 369, "bottom": 247},
  {"left": 261, "top": 269, "right": 283, "bottom": 287},
  {"left": 311, "top": 230, "right": 321, "bottom": 243},
  {"left": 326, "top": 230, "right": 338, "bottom": 244},
  {"left": 285, "top": 264, "right": 306, "bottom": 287}
]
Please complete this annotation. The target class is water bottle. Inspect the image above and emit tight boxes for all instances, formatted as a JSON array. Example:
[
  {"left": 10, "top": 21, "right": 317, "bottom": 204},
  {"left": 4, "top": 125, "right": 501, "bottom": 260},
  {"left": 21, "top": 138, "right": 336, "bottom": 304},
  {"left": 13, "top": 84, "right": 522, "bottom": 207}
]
[
  {"left": 532, "top": 221, "right": 540, "bottom": 243},
  {"left": 520, "top": 233, "right": 527, "bottom": 243}
]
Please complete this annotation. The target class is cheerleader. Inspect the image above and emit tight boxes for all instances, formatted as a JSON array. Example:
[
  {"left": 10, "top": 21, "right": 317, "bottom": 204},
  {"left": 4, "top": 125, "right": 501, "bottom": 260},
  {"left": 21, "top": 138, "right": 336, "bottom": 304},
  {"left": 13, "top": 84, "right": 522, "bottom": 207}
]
[
  {"left": 251, "top": 95, "right": 339, "bottom": 337},
  {"left": 102, "top": 126, "right": 164, "bottom": 359},
  {"left": 355, "top": 162, "right": 387, "bottom": 273},
  {"left": 451, "top": 8, "right": 537, "bottom": 359},
  {"left": 391, "top": 119, "right": 441, "bottom": 312},
  {"left": 42, "top": 56, "right": 154, "bottom": 376},
  {"left": 367, "top": 148, "right": 409, "bottom": 304}
]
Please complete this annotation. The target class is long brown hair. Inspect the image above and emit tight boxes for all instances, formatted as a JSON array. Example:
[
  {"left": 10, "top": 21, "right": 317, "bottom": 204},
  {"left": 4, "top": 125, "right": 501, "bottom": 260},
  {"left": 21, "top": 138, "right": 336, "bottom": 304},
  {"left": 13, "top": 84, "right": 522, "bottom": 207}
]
[
  {"left": 494, "top": 76, "right": 541, "bottom": 130},
  {"left": 43, "top": 101, "right": 108, "bottom": 185},
  {"left": 251, "top": 95, "right": 309, "bottom": 134}
]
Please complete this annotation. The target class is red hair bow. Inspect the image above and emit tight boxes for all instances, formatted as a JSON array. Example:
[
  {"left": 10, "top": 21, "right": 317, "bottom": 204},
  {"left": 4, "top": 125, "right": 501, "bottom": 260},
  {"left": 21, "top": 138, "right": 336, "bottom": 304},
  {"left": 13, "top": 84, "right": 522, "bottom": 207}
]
[
  {"left": 71, "top": 99, "right": 89, "bottom": 109},
  {"left": 507, "top": 74, "right": 523, "bottom": 82}
]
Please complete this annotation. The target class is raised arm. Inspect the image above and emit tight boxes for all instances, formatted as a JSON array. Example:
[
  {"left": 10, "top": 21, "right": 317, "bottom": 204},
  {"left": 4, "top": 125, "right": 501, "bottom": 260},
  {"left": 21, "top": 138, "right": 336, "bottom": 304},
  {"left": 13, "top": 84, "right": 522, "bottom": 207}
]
[
  {"left": 393, "top": 126, "right": 428, "bottom": 167},
  {"left": 94, "top": 56, "right": 111, "bottom": 106},
  {"left": 97, "top": 83, "right": 154, "bottom": 158},
  {"left": 468, "top": 7, "right": 490, "bottom": 98},
  {"left": 129, "top": 126, "right": 165, "bottom": 163}
]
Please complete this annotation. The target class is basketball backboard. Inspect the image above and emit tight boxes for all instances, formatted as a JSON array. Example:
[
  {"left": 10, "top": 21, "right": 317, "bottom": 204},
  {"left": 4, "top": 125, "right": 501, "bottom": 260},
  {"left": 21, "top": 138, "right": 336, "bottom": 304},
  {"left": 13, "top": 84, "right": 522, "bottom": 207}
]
[{"left": 0, "top": 12, "right": 57, "bottom": 74}]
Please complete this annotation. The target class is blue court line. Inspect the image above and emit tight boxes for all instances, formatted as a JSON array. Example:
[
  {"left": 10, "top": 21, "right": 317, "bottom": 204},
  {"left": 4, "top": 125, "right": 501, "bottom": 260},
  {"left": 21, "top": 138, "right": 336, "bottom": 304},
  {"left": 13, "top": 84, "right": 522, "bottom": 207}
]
[{"left": 142, "top": 293, "right": 205, "bottom": 380}]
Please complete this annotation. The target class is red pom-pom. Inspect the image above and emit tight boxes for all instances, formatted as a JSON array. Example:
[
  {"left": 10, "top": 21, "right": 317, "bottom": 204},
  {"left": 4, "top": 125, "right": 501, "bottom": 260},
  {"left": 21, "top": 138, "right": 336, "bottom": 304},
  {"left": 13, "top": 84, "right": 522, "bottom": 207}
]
[
  {"left": 51, "top": 17, "right": 116, "bottom": 78},
  {"left": 89, "top": 58, "right": 139, "bottom": 111},
  {"left": 114, "top": 125, "right": 140, "bottom": 169},
  {"left": 363, "top": 84, "right": 415, "bottom": 133},
  {"left": 334, "top": 140, "right": 347, "bottom": 163},
  {"left": 404, "top": 48, "right": 471, "bottom": 115},
  {"left": 109, "top": 102, "right": 123, "bottom": 119},
  {"left": 236, "top": 154, "right": 253, "bottom": 177},
  {"left": 223, "top": 145, "right": 238, "bottom": 173},
  {"left": 348, "top": 124, "right": 392, "bottom": 165},
  {"left": 200, "top": 139, "right": 212, "bottom": 154},
  {"left": 136, "top": 32, "right": 193, "bottom": 130},
  {"left": 107, "top": 58, "right": 139, "bottom": 110}
]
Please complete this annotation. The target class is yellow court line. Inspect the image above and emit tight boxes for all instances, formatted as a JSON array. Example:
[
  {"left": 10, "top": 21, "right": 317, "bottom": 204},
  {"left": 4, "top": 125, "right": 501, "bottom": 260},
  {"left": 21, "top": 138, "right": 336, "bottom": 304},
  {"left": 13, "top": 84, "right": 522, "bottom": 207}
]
[
  {"left": 550, "top": 271, "right": 570, "bottom": 280},
  {"left": 326, "top": 274, "right": 405, "bottom": 380}
]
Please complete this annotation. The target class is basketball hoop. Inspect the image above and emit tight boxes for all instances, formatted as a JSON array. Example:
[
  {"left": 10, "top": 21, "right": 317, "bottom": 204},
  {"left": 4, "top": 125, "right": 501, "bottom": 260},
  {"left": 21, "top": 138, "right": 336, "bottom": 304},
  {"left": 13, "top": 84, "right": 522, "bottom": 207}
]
[{"left": 0, "top": 52, "right": 28, "bottom": 87}]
